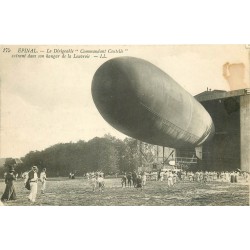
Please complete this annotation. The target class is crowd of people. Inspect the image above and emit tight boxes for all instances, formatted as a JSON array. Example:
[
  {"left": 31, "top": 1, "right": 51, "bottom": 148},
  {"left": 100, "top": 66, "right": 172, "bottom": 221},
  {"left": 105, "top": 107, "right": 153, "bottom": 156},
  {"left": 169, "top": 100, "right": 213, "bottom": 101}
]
[
  {"left": 83, "top": 168, "right": 249, "bottom": 193},
  {"left": 150, "top": 169, "right": 249, "bottom": 184},
  {"left": 86, "top": 172, "right": 105, "bottom": 192},
  {"left": 1, "top": 164, "right": 249, "bottom": 204},
  {"left": 85, "top": 170, "right": 148, "bottom": 191},
  {"left": 1, "top": 165, "right": 47, "bottom": 204},
  {"left": 121, "top": 171, "right": 147, "bottom": 190}
]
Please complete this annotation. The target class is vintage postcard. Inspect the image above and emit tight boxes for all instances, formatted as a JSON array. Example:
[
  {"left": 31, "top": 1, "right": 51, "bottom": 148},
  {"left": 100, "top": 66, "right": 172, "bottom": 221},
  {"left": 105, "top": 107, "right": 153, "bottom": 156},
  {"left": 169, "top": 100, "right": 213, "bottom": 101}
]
[{"left": 0, "top": 45, "right": 249, "bottom": 206}]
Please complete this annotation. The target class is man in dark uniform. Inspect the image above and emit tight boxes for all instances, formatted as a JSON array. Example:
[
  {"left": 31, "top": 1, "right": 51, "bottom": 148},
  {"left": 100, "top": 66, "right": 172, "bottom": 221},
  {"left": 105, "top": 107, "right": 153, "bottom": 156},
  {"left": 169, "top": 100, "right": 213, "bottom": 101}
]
[
  {"left": 132, "top": 171, "right": 137, "bottom": 187},
  {"left": 136, "top": 175, "right": 142, "bottom": 191},
  {"left": 127, "top": 172, "right": 132, "bottom": 187}
]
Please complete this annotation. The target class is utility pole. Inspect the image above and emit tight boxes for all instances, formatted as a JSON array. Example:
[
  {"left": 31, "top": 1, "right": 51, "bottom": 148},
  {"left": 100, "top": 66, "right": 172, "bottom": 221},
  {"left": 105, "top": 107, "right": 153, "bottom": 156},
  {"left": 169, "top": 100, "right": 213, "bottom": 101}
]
[
  {"left": 162, "top": 146, "right": 165, "bottom": 168},
  {"left": 137, "top": 140, "right": 142, "bottom": 172}
]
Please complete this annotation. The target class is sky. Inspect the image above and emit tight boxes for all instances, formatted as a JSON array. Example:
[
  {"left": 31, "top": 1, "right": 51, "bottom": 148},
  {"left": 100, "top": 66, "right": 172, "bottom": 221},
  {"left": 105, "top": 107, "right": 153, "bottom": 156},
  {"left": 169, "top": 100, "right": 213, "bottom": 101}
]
[{"left": 0, "top": 45, "right": 249, "bottom": 158}]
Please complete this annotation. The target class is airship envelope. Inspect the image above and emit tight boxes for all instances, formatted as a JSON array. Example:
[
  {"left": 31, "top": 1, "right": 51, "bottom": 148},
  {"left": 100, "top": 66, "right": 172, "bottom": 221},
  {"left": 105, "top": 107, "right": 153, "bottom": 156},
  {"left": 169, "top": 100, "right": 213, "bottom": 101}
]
[{"left": 91, "top": 57, "right": 214, "bottom": 149}]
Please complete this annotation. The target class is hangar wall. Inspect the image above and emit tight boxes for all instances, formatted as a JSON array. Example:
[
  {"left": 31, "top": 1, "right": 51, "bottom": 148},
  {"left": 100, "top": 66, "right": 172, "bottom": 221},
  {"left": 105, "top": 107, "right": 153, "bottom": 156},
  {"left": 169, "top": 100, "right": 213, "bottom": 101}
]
[
  {"left": 196, "top": 89, "right": 250, "bottom": 172},
  {"left": 240, "top": 94, "right": 250, "bottom": 172}
]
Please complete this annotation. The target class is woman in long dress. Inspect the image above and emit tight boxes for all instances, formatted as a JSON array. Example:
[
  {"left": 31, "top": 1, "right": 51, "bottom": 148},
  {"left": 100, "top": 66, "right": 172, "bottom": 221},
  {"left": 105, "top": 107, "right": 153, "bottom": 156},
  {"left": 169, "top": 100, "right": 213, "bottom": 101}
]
[{"left": 1, "top": 167, "right": 17, "bottom": 202}]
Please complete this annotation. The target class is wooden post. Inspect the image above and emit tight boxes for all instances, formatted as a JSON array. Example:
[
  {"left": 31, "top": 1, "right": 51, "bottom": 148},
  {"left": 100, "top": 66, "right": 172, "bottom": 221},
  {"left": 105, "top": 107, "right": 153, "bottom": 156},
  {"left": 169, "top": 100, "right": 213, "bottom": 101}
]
[{"left": 162, "top": 146, "right": 165, "bottom": 168}]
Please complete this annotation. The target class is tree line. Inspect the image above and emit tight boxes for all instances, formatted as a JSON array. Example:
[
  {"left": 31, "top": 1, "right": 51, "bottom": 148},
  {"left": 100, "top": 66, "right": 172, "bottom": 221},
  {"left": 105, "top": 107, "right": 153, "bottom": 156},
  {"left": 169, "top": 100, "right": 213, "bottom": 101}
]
[{"left": 1, "top": 135, "right": 143, "bottom": 177}]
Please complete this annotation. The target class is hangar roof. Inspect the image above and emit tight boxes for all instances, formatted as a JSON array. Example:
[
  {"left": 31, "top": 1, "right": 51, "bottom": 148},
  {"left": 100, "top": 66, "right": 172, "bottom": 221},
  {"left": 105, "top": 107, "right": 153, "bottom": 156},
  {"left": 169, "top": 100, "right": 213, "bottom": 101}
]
[{"left": 195, "top": 88, "right": 250, "bottom": 102}]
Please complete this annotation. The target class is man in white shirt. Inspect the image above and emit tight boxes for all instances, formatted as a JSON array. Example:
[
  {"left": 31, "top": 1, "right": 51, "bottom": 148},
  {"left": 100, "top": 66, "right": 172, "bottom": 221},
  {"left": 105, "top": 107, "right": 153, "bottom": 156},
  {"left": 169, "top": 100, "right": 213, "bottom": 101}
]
[
  {"left": 168, "top": 172, "right": 173, "bottom": 187},
  {"left": 160, "top": 171, "right": 164, "bottom": 182},
  {"left": 97, "top": 174, "right": 104, "bottom": 192},
  {"left": 90, "top": 174, "right": 97, "bottom": 191},
  {"left": 40, "top": 168, "right": 47, "bottom": 194},
  {"left": 22, "top": 171, "right": 29, "bottom": 185},
  {"left": 28, "top": 166, "right": 39, "bottom": 203}
]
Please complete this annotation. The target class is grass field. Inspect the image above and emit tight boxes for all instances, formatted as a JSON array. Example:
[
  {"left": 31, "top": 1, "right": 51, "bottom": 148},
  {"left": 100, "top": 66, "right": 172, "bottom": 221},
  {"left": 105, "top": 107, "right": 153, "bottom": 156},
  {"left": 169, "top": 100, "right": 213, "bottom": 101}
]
[{"left": 0, "top": 177, "right": 249, "bottom": 206}]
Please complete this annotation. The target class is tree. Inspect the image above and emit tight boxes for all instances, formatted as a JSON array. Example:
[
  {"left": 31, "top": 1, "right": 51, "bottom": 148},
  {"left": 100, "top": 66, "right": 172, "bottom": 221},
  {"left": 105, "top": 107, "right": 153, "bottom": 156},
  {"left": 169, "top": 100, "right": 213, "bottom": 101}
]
[{"left": 19, "top": 135, "right": 143, "bottom": 177}]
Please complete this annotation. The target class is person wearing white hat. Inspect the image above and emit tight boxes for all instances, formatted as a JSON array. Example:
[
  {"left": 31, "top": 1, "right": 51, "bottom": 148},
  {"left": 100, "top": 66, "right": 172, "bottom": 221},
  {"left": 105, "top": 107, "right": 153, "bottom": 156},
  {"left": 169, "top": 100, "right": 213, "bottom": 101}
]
[
  {"left": 160, "top": 171, "right": 164, "bottom": 182},
  {"left": 28, "top": 166, "right": 39, "bottom": 203},
  {"left": 168, "top": 171, "right": 174, "bottom": 187},
  {"left": 90, "top": 174, "right": 97, "bottom": 191},
  {"left": 40, "top": 168, "right": 47, "bottom": 194},
  {"left": 97, "top": 173, "right": 104, "bottom": 192},
  {"left": 142, "top": 172, "right": 147, "bottom": 189}
]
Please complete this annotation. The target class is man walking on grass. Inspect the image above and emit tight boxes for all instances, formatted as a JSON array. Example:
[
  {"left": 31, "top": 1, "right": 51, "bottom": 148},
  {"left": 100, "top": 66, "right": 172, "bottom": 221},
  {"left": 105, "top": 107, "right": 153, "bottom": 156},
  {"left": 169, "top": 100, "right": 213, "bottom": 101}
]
[{"left": 40, "top": 168, "right": 47, "bottom": 194}]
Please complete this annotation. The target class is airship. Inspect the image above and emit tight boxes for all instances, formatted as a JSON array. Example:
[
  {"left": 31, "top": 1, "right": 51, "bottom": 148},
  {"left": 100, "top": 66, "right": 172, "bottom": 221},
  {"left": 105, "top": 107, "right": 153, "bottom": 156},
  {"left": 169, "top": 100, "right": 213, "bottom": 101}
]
[{"left": 91, "top": 56, "right": 214, "bottom": 149}]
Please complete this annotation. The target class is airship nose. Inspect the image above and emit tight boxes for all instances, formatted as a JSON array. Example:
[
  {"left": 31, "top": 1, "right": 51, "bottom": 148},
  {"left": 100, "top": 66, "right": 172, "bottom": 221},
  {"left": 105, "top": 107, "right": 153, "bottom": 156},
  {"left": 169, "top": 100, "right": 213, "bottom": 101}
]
[
  {"left": 91, "top": 59, "right": 138, "bottom": 133},
  {"left": 92, "top": 60, "right": 126, "bottom": 108}
]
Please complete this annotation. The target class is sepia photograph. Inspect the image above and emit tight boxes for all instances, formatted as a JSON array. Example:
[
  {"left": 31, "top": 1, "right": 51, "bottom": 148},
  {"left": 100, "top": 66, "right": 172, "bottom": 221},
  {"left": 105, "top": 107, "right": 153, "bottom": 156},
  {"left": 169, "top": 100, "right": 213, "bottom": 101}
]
[{"left": 0, "top": 45, "right": 249, "bottom": 206}]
